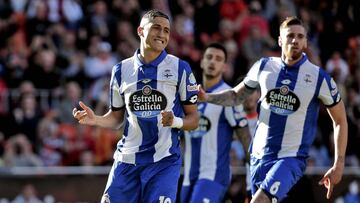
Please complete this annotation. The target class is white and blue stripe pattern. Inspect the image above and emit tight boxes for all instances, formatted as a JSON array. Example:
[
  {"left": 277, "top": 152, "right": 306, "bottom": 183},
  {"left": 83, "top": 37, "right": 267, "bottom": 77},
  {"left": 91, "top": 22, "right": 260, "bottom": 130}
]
[
  {"left": 109, "top": 50, "right": 198, "bottom": 164},
  {"left": 183, "top": 80, "right": 247, "bottom": 187},
  {"left": 245, "top": 54, "right": 341, "bottom": 160}
]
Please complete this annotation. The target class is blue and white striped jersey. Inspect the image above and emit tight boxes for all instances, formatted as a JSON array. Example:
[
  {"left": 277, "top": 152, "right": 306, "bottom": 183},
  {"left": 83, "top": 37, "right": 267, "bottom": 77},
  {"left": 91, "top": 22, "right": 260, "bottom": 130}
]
[
  {"left": 245, "top": 54, "right": 341, "bottom": 160},
  {"left": 109, "top": 50, "right": 198, "bottom": 164},
  {"left": 183, "top": 80, "right": 248, "bottom": 187}
]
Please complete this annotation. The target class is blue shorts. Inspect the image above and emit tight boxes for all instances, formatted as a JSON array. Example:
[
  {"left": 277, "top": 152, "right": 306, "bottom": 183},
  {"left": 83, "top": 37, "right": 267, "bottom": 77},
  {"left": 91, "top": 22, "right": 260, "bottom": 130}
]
[
  {"left": 250, "top": 156, "right": 306, "bottom": 202},
  {"left": 180, "top": 179, "right": 227, "bottom": 203},
  {"left": 103, "top": 154, "right": 181, "bottom": 203}
]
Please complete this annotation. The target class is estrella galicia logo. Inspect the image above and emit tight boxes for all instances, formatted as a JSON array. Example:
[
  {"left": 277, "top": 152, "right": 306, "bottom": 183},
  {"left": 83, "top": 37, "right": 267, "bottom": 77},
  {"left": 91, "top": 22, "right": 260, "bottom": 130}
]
[
  {"left": 188, "top": 115, "right": 211, "bottom": 138},
  {"left": 129, "top": 85, "right": 167, "bottom": 118},
  {"left": 265, "top": 85, "right": 300, "bottom": 115}
]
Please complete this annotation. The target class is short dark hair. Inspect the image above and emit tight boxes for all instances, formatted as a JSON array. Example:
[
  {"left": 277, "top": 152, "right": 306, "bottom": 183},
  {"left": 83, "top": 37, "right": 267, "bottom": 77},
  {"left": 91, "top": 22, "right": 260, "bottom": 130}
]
[
  {"left": 280, "top": 16, "right": 305, "bottom": 30},
  {"left": 205, "top": 42, "right": 228, "bottom": 62},
  {"left": 141, "top": 9, "right": 169, "bottom": 24}
]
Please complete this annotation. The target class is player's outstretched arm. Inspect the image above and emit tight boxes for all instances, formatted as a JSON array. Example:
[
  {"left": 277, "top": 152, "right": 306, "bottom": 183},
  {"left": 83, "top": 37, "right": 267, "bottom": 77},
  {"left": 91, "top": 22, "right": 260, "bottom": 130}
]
[
  {"left": 319, "top": 100, "right": 348, "bottom": 199},
  {"left": 200, "top": 82, "right": 255, "bottom": 106},
  {"left": 73, "top": 101, "right": 124, "bottom": 129}
]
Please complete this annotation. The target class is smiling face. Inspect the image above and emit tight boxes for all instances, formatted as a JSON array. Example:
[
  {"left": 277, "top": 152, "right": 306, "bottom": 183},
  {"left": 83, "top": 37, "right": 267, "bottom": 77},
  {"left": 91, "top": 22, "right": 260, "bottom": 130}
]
[
  {"left": 201, "top": 47, "right": 226, "bottom": 80},
  {"left": 138, "top": 16, "right": 170, "bottom": 53}
]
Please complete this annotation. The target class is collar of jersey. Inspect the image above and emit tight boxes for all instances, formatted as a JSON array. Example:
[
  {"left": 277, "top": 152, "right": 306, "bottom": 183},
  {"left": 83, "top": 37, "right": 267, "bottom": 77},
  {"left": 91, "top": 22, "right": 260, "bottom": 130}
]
[
  {"left": 206, "top": 80, "right": 225, "bottom": 93},
  {"left": 134, "top": 49, "right": 167, "bottom": 68},
  {"left": 281, "top": 53, "right": 308, "bottom": 69}
]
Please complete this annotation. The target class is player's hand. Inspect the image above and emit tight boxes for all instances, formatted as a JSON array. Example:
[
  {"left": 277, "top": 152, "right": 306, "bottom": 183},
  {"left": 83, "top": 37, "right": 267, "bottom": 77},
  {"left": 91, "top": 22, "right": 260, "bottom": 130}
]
[
  {"left": 160, "top": 110, "right": 174, "bottom": 127},
  {"left": 197, "top": 85, "right": 208, "bottom": 102},
  {"left": 318, "top": 164, "right": 344, "bottom": 199},
  {"left": 72, "top": 101, "right": 97, "bottom": 126}
]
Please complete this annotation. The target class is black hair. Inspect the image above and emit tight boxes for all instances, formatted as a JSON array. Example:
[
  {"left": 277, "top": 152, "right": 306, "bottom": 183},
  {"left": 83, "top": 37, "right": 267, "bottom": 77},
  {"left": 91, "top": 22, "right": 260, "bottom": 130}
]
[
  {"left": 142, "top": 9, "right": 169, "bottom": 22},
  {"left": 205, "top": 42, "right": 228, "bottom": 62}
]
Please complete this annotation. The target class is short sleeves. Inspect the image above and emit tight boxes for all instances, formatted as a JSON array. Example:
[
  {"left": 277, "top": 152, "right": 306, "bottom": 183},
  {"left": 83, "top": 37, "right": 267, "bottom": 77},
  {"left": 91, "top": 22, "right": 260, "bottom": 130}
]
[
  {"left": 178, "top": 60, "right": 198, "bottom": 105},
  {"left": 318, "top": 74, "right": 341, "bottom": 107},
  {"left": 110, "top": 63, "right": 125, "bottom": 110},
  {"left": 244, "top": 59, "right": 264, "bottom": 88}
]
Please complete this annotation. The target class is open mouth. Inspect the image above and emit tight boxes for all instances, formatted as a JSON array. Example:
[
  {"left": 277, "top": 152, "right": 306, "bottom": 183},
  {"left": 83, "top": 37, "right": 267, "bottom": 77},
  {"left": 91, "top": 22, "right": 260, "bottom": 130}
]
[
  {"left": 207, "top": 65, "right": 215, "bottom": 71},
  {"left": 154, "top": 39, "right": 165, "bottom": 44}
]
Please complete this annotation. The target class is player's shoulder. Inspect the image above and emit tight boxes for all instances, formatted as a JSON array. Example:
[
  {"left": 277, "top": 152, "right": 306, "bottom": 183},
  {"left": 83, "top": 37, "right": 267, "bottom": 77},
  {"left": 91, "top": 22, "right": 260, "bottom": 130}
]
[
  {"left": 252, "top": 57, "right": 282, "bottom": 68},
  {"left": 302, "top": 59, "right": 329, "bottom": 77},
  {"left": 265, "top": 56, "right": 282, "bottom": 65},
  {"left": 167, "top": 54, "right": 193, "bottom": 71},
  {"left": 112, "top": 57, "right": 134, "bottom": 72},
  {"left": 121, "top": 57, "right": 134, "bottom": 66},
  {"left": 162, "top": 53, "right": 179, "bottom": 64}
]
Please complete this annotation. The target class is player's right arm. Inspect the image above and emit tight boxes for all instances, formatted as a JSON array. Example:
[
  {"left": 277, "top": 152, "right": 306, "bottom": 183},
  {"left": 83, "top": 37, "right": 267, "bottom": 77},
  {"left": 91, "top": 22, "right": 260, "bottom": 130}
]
[
  {"left": 198, "top": 82, "right": 256, "bottom": 106},
  {"left": 73, "top": 101, "right": 124, "bottom": 129},
  {"left": 198, "top": 59, "right": 263, "bottom": 106}
]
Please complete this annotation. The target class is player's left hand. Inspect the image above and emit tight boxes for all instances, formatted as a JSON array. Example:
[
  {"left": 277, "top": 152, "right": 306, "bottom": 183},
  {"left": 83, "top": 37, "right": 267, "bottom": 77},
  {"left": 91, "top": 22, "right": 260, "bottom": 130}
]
[
  {"left": 161, "top": 110, "right": 174, "bottom": 127},
  {"left": 318, "top": 164, "right": 344, "bottom": 199}
]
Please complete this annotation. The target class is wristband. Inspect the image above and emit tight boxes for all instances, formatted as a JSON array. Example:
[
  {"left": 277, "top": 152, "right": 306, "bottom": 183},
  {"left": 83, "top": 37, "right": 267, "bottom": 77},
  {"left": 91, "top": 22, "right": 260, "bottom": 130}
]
[{"left": 170, "top": 116, "right": 183, "bottom": 129}]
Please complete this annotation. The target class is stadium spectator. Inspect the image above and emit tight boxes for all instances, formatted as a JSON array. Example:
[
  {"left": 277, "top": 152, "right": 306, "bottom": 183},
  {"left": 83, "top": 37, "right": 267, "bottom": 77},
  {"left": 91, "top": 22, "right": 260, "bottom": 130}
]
[
  {"left": 111, "top": 0, "right": 141, "bottom": 28},
  {"left": 241, "top": 25, "right": 276, "bottom": 70},
  {"left": 11, "top": 93, "right": 43, "bottom": 147},
  {"left": 56, "top": 81, "right": 83, "bottom": 124},
  {"left": 344, "top": 181, "right": 360, "bottom": 203},
  {"left": 219, "top": 0, "right": 247, "bottom": 22},
  {"left": 11, "top": 183, "right": 43, "bottom": 203},
  {"left": 236, "top": 0, "right": 270, "bottom": 47},
  {"left": 115, "top": 20, "right": 139, "bottom": 59},
  {"left": 326, "top": 51, "right": 350, "bottom": 85},
  {"left": 37, "top": 114, "right": 63, "bottom": 166},
  {"left": 83, "top": 41, "right": 117, "bottom": 82},
  {"left": 81, "top": 0, "right": 116, "bottom": 44},
  {"left": 3, "top": 133, "right": 43, "bottom": 167}
]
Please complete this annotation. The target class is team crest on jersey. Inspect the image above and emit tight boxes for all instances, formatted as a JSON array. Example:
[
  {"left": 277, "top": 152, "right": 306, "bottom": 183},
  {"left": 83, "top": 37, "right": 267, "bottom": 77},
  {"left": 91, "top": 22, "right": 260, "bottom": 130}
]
[
  {"left": 163, "top": 69, "right": 174, "bottom": 79},
  {"left": 129, "top": 85, "right": 167, "bottom": 118},
  {"left": 188, "top": 115, "right": 211, "bottom": 138},
  {"left": 265, "top": 85, "right": 300, "bottom": 115},
  {"left": 303, "top": 74, "right": 312, "bottom": 84}
]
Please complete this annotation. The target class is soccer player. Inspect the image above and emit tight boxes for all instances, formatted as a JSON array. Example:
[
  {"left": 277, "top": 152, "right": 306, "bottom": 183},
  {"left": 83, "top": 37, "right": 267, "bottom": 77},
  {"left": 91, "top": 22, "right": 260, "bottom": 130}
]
[
  {"left": 198, "top": 16, "right": 348, "bottom": 203},
  {"left": 73, "top": 10, "right": 199, "bottom": 203},
  {"left": 181, "top": 43, "right": 251, "bottom": 203}
]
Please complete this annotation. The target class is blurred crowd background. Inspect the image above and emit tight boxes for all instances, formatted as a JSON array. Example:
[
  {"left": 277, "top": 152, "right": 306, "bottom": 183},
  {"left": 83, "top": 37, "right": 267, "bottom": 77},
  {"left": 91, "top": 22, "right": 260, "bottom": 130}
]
[{"left": 1, "top": 0, "right": 360, "bottom": 202}]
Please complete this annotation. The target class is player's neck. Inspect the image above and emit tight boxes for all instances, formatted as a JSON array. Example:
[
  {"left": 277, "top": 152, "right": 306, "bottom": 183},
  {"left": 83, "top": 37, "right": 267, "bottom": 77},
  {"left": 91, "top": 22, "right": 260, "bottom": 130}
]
[
  {"left": 139, "top": 47, "right": 161, "bottom": 64},
  {"left": 282, "top": 54, "right": 303, "bottom": 66},
  {"left": 203, "top": 75, "right": 222, "bottom": 90}
]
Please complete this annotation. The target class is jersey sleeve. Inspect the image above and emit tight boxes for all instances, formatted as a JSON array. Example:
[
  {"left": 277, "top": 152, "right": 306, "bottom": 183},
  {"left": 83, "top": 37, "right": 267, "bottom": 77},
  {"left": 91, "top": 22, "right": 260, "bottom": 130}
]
[
  {"left": 109, "top": 63, "right": 125, "bottom": 110},
  {"left": 225, "top": 104, "right": 248, "bottom": 128},
  {"left": 318, "top": 74, "right": 341, "bottom": 107},
  {"left": 178, "top": 60, "right": 198, "bottom": 105},
  {"left": 243, "top": 59, "right": 263, "bottom": 88}
]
